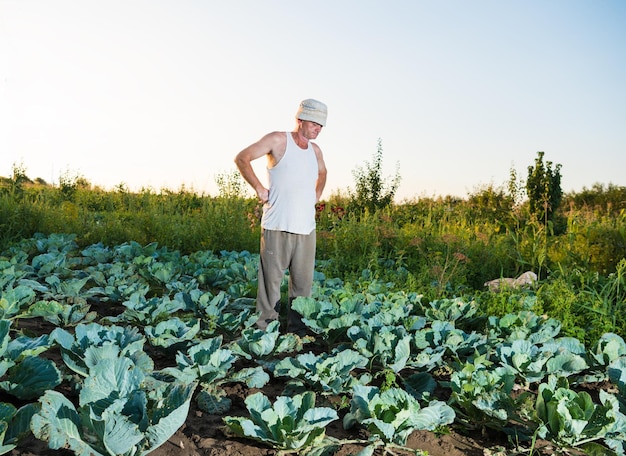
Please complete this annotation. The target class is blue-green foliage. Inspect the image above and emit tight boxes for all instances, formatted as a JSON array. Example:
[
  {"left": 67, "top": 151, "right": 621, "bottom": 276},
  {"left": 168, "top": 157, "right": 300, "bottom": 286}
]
[
  {"left": 348, "top": 324, "right": 412, "bottom": 373},
  {"left": 179, "top": 289, "right": 256, "bottom": 336},
  {"left": 52, "top": 323, "right": 150, "bottom": 377},
  {"left": 488, "top": 311, "right": 562, "bottom": 344},
  {"left": 344, "top": 385, "right": 455, "bottom": 446},
  {"left": 31, "top": 357, "right": 196, "bottom": 456},
  {"left": 412, "top": 320, "right": 485, "bottom": 365},
  {"left": 274, "top": 349, "right": 372, "bottom": 395},
  {"left": 223, "top": 391, "right": 338, "bottom": 451},
  {"left": 105, "top": 293, "right": 186, "bottom": 326},
  {"left": 144, "top": 317, "right": 200, "bottom": 352},
  {"left": 0, "top": 320, "right": 61, "bottom": 400},
  {"left": 0, "top": 402, "right": 38, "bottom": 454},
  {"left": 28, "top": 299, "right": 97, "bottom": 327},
  {"left": 536, "top": 375, "right": 626, "bottom": 453},
  {"left": 448, "top": 353, "right": 522, "bottom": 428},
  {"left": 0, "top": 286, "right": 36, "bottom": 320},
  {"left": 592, "top": 333, "right": 626, "bottom": 367},
  {"left": 159, "top": 336, "right": 269, "bottom": 414},
  {"left": 1, "top": 233, "right": 626, "bottom": 455},
  {"left": 292, "top": 286, "right": 421, "bottom": 344},
  {"left": 229, "top": 320, "right": 306, "bottom": 364}
]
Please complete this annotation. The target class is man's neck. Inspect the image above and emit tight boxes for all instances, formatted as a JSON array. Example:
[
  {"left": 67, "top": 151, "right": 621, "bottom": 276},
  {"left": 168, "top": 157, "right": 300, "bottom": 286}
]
[{"left": 291, "top": 130, "right": 309, "bottom": 149}]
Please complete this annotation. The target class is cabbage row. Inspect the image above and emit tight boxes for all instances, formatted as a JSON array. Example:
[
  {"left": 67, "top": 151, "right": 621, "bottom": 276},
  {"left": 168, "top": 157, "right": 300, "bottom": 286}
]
[{"left": 0, "top": 233, "right": 625, "bottom": 455}]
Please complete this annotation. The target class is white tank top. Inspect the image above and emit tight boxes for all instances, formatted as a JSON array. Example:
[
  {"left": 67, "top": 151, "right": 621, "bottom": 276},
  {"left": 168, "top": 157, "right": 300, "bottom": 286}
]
[{"left": 261, "top": 132, "right": 318, "bottom": 234}]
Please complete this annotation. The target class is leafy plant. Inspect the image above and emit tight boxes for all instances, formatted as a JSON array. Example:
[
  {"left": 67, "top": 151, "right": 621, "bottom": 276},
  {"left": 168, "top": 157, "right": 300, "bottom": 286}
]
[
  {"left": 347, "top": 324, "right": 411, "bottom": 373},
  {"left": 39, "top": 275, "right": 93, "bottom": 302},
  {"left": 412, "top": 320, "right": 484, "bottom": 366},
  {"left": 159, "top": 336, "right": 269, "bottom": 414},
  {"left": 535, "top": 375, "right": 626, "bottom": 453},
  {"left": 0, "top": 320, "right": 61, "bottom": 400},
  {"left": 104, "top": 293, "right": 185, "bottom": 326},
  {"left": 542, "top": 337, "right": 589, "bottom": 377},
  {"left": 488, "top": 311, "right": 561, "bottom": 344},
  {"left": 223, "top": 391, "right": 339, "bottom": 452},
  {"left": 274, "top": 349, "right": 372, "bottom": 395},
  {"left": 343, "top": 385, "right": 455, "bottom": 447},
  {"left": 3, "top": 229, "right": 626, "bottom": 454},
  {"left": 607, "top": 356, "right": 626, "bottom": 411},
  {"left": 0, "top": 402, "right": 39, "bottom": 454},
  {"left": 144, "top": 317, "right": 200, "bottom": 352},
  {"left": 447, "top": 353, "right": 531, "bottom": 433},
  {"left": 496, "top": 339, "right": 552, "bottom": 384},
  {"left": 193, "top": 250, "right": 257, "bottom": 296},
  {"left": 496, "top": 337, "right": 588, "bottom": 384},
  {"left": 28, "top": 299, "right": 97, "bottom": 327},
  {"left": 591, "top": 333, "right": 626, "bottom": 367},
  {"left": 86, "top": 255, "right": 151, "bottom": 303},
  {"left": 181, "top": 289, "right": 255, "bottom": 337},
  {"left": 31, "top": 356, "right": 197, "bottom": 456},
  {"left": 291, "top": 296, "right": 369, "bottom": 345},
  {"left": 0, "top": 286, "right": 36, "bottom": 320},
  {"left": 423, "top": 297, "right": 482, "bottom": 326},
  {"left": 51, "top": 322, "right": 150, "bottom": 377},
  {"left": 580, "top": 259, "right": 626, "bottom": 337},
  {"left": 229, "top": 320, "right": 307, "bottom": 365}
]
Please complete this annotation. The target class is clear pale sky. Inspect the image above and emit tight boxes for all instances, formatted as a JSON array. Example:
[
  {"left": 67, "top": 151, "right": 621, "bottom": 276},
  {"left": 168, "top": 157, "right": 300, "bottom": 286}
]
[{"left": 1, "top": 1, "right": 625, "bottom": 200}]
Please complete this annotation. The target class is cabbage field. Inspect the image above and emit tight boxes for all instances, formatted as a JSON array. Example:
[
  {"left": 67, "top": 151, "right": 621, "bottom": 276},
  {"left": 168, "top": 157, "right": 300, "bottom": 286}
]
[{"left": 2, "top": 233, "right": 626, "bottom": 456}]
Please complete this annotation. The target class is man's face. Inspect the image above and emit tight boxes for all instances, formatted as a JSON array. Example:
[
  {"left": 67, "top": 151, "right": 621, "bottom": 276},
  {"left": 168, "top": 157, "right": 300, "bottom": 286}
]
[{"left": 301, "top": 120, "right": 323, "bottom": 139}]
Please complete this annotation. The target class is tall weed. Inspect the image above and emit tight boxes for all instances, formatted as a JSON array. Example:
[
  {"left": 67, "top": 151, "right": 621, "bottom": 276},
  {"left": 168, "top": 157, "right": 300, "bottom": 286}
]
[{"left": 576, "top": 259, "right": 626, "bottom": 341}]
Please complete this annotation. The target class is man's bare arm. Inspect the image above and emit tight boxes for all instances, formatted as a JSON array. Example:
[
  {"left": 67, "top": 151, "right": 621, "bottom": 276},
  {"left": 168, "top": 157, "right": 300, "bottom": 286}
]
[
  {"left": 234, "top": 132, "right": 284, "bottom": 203},
  {"left": 313, "top": 143, "right": 327, "bottom": 203}
]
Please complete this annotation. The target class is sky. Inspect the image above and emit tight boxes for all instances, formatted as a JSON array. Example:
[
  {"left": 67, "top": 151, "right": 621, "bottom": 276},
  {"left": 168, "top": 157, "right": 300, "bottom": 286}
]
[{"left": 1, "top": 0, "right": 625, "bottom": 201}]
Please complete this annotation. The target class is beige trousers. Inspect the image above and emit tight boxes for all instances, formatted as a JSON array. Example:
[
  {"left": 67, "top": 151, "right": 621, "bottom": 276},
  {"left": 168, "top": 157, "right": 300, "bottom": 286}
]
[{"left": 256, "top": 229, "right": 316, "bottom": 333}]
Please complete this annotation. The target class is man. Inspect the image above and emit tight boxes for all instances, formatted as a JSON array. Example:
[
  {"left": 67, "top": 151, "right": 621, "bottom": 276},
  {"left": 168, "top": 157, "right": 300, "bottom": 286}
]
[{"left": 234, "top": 99, "right": 328, "bottom": 334}]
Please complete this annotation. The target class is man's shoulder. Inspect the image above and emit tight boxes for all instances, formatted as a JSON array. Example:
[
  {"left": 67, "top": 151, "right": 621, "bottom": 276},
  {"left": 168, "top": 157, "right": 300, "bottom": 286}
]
[
  {"left": 261, "top": 131, "right": 287, "bottom": 145},
  {"left": 263, "top": 131, "right": 288, "bottom": 152},
  {"left": 253, "top": 131, "right": 287, "bottom": 163},
  {"left": 309, "top": 141, "right": 323, "bottom": 157},
  {"left": 265, "top": 130, "right": 287, "bottom": 138}
]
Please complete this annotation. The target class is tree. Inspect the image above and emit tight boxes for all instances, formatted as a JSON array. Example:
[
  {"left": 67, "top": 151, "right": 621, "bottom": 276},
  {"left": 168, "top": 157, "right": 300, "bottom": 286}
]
[
  {"left": 566, "top": 183, "right": 626, "bottom": 214},
  {"left": 350, "top": 139, "right": 401, "bottom": 213},
  {"left": 526, "top": 151, "right": 562, "bottom": 225}
]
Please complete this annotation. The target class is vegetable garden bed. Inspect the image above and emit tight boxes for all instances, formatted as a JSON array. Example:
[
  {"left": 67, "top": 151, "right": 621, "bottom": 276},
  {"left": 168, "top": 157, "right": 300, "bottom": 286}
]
[{"left": 2, "top": 234, "right": 625, "bottom": 456}]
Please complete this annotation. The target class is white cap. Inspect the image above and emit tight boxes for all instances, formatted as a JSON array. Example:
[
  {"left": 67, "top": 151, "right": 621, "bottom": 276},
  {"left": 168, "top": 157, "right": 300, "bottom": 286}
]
[{"left": 296, "top": 99, "right": 327, "bottom": 126}]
